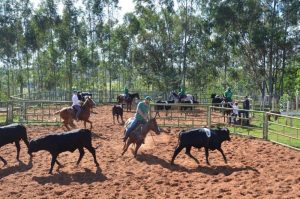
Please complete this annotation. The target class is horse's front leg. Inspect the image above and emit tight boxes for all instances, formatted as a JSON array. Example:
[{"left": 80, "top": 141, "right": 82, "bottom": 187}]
[
  {"left": 64, "top": 121, "right": 71, "bottom": 131},
  {"left": 122, "top": 139, "right": 132, "bottom": 156},
  {"left": 134, "top": 142, "right": 142, "bottom": 158},
  {"left": 85, "top": 120, "right": 92, "bottom": 129}
]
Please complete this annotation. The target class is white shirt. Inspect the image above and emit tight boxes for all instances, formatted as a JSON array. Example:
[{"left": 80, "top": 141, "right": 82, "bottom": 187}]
[
  {"left": 72, "top": 94, "right": 80, "bottom": 106},
  {"left": 232, "top": 104, "right": 239, "bottom": 115}
]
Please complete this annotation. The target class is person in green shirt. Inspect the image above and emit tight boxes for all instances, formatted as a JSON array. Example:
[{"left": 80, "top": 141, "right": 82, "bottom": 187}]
[
  {"left": 124, "top": 86, "right": 129, "bottom": 99},
  {"left": 123, "top": 96, "right": 152, "bottom": 142},
  {"left": 178, "top": 86, "right": 186, "bottom": 102},
  {"left": 224, "top": 87, "right": 233, "bottom": 102}
]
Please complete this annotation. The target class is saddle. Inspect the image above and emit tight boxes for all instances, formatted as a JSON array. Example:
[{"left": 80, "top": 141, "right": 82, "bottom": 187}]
[
  {"left": 71, "top": 105, "right": 82, "bottom": 116},
  {"left": 124, "top": 118, "right": 143, "bottom": 138}
]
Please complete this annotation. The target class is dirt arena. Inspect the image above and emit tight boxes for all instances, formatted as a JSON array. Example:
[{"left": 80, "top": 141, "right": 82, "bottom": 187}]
[{"left": 0, "top": 105, "right": 299, "bottom": 199}]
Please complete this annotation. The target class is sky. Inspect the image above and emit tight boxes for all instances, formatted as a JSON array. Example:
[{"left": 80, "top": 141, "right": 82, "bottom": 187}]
[{"left": 31, "top": 0, "right": 135, "bottom": 21}]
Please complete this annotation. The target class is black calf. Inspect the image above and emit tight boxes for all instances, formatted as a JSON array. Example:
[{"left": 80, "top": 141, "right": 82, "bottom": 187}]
[
  {"left": 0, "top": 124, "right": 31, "bottom": 165},
  {"left": 171, "top": 127, "right": 230, "bottom": 165},
  {"left": 28, "top": 129, "right": 99, "bottom": 174},
  {"left": 112, "top": 105, "right": 124, "bottom": 124}
]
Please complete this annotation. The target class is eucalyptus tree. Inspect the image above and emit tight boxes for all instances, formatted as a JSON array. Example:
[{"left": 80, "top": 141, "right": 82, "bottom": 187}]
[
  {"left": 201, "top": 0, "right": 299, "bottom": 105},
  {"left": 123, "top": 12, "right": 140, "bottom": 88},
  {"left": 0, "top": 0, "right": 18, "bottom": 98},
  {"left": 22, "top": 0, "right": 34, "bottom": 95},
  {"left": 57, "top": 0, "right": 80, "bottom": 91},
  {"left": 40, "top": 0, "right": 61, "bottom": 91}
]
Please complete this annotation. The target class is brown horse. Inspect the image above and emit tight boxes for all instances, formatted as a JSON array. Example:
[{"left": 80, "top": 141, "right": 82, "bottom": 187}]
[
  {"left": 54, "top": 96, "right": 96, "bottom": 130},
  {"left": 117, "top": 93, "right": 140, "bottom": 112},
  {"left": 121, "top": 117, "right": 161, "bottom": 157}
]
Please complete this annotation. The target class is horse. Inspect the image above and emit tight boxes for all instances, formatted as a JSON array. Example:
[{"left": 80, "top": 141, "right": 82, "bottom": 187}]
[
  {"left": 117, "top": 92, "right": 140, "bottom": 112},
  {"left": 211, "top": 93, "right": 225, "bottom": 106},
  {"left": 54, "top": 96, "right": 96, "bottom": 130},
  {"left": 121, "top": 117, "right": 161, "bottom": 157},
  {"left": 222, "top": 101, "right": 233, "bottom": 123},
  {"left": 169, "top": 91, "right": 194, "bottom": 103}
]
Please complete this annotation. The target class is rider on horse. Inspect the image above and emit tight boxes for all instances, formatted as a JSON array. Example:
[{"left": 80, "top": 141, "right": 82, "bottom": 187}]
[
  {"left": 72, "top": 90, "right": 81, "bottom": 121},
  {"left": 224, "top": 87, "right": 233, "bottom": 102},
  {"left": 124, "top": 86, "right": 129, "bottom": 99},
  {"left": 178, "top": 86, "right": 186, "bottom": 102},
  {"left": 123, "top": 96, "right": 152, "bottom": 142}
]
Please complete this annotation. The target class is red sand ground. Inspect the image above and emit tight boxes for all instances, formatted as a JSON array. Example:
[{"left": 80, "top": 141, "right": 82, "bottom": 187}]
[{"left": 0, "top": 105, "right": 299, "bottom": 199}]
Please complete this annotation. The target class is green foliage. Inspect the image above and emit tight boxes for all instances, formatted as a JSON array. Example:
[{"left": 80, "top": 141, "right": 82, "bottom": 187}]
[{"left": 0, "top": 0, "right": 299, "bottom": 101}]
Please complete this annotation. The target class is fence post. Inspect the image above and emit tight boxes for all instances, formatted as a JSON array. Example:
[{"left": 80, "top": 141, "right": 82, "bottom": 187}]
[
  {"left": 208, "top": 106, "right": 211, "bottom": 128},
  {"left": 6, "top": 101, "right": 13, "bottom": 124},
  {"left": 263, "top": 112, "right": 268, "bottom": 140}
]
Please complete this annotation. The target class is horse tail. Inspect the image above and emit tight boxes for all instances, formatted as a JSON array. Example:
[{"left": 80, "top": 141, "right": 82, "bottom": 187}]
[{"left": 54, "top": 110, "right": 61, "bottom": 115}]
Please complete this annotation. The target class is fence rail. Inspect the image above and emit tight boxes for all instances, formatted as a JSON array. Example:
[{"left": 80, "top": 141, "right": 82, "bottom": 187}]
[{"left": 1, "top": 94, "right": 300, "bottom": 149}]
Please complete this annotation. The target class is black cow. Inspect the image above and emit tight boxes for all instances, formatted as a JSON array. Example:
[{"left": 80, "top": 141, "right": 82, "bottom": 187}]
[
  {"left": 267, "top": 110, "right": 280, "bottom": 121},
  {"left": 0, "top": 124, "right": 31, "bottom": 165},
  {"left": 171, "top": 127, "right": 231, "bottom": 165},
  {"left": 28, "top": 129, "right": 99, "bottom": 174},
  {"left": 154, "top": 100, "right": 173, "bottom": 117},
  {"left": 112, "top": 105, "right": 124, "bottom": 124}
]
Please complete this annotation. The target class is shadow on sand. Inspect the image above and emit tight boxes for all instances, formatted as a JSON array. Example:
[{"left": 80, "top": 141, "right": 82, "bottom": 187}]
[
  {"left": 0, "top": 158, "right": 33, "bottom": 179},
  {"left": 32, "top": 166, "right": 107, "bottom": 185},
  {"left": 137, "top": 153, "right": 259, "bottom": 176}
]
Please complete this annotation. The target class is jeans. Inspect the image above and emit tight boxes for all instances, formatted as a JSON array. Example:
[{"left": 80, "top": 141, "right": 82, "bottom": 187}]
[
  {"left": 238, "top": 110, "right": 249, "bottom": 118},
  {"left": 124, "top": 118, "right": 145, "bottom": 139},
  {"left": 72, "top": 105, "right": 81, "bottom": 119}
]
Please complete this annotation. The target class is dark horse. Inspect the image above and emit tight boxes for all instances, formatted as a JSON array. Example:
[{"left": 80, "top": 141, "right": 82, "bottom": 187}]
[
  {"left": 211, "top": 93, "right": 224, "bottom": 106},
  {"left": 211, "top": 94, "right": 232, "bottom": 123},
  {"left": 121, "top": 117, "right": 161, "bottom": 157},
  {"left": 117, "top": 93, "right": 140, "bottom": 112},
  {"left": 54, "top": 96, "right": 96, "bottom": 130},
  {"left": 169, "top": 91, "right": 194, "bottom": 103}
]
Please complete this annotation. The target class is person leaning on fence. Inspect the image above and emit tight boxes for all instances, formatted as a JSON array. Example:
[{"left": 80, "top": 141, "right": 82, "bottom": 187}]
[
  {"left": 239, "top": 96, "right": 250, "bottom": 125},
  {"left": 231, "top": 102, "right": 239, "bottom": 124},
  {"left": 72, "top": 90, "right": 81, "bottom": 121},
  {"left": 123, "top": 96, "right": 152, "bottom": 142}
]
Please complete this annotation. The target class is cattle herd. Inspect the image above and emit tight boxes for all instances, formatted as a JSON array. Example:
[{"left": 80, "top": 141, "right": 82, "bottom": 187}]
[{"left": 0, "top": 119, "right": 231, "bottom": 175}]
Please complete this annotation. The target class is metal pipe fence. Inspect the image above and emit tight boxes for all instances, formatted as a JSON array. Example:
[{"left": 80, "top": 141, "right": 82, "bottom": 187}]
[{"left": 2, "top": 93, "right": 300, "bottom": 149}]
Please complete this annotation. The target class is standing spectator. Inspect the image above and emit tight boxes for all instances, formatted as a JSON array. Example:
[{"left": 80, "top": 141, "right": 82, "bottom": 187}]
[
  {"left": 224, "top": 87, "right": 233, "bottom": 102},
  {"left": 231, "top": 102, "right": 239, "bottom": 124},
  {"left": 239, "top": 96, "right": 250, "bottom": 125}
]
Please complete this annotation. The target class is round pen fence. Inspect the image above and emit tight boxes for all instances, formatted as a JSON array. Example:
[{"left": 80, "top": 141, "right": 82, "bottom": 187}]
[
  {"left": 149, "top": 103, "right": 211, "bottom": 128},
  {"left": 5, "top": 100, "right": 71, "bottom": 125},
  {"left": 1, "top": 91, "right": 299, "bottom": 149}
]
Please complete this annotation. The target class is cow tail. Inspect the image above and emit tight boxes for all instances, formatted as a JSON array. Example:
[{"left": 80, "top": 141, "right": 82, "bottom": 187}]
[{"left": 176, "top": 131, "right": 183, "bottom": 148}]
